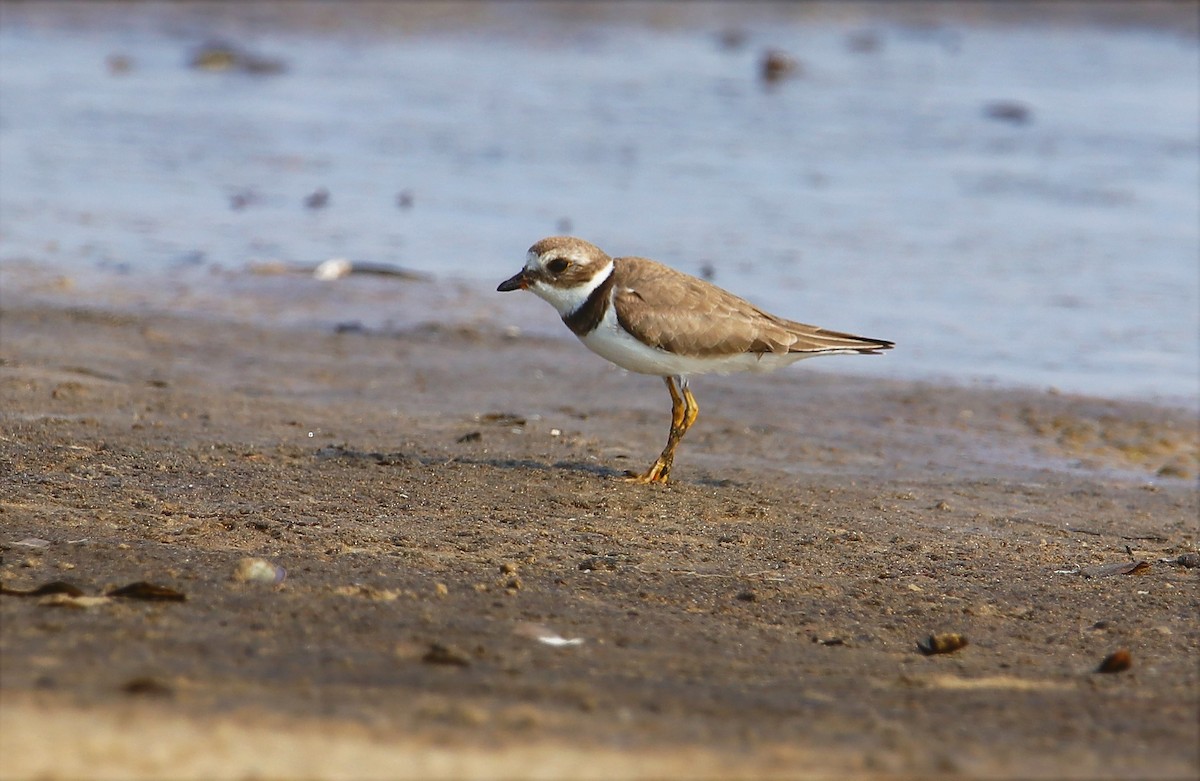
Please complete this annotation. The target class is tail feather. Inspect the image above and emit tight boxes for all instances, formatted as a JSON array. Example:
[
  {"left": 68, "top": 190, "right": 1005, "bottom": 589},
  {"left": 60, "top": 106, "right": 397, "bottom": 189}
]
[{"left": 783, "top": 323, "right": 894, "bottom": 355}]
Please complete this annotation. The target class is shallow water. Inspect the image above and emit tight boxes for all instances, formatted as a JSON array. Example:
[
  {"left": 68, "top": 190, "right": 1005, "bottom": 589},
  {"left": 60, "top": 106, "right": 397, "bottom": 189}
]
[{"left": 1, "top": 6, "right": 1197, "bottom": 403}]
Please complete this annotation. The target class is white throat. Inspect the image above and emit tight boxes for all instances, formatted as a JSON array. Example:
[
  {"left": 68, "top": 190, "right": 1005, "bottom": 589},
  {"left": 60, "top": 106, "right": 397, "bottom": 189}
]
[{"left": 529, "top": 261, "right": 614, "bottom": 318}]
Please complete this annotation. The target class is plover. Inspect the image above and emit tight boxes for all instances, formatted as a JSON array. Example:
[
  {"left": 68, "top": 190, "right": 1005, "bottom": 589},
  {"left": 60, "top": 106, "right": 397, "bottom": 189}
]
[{"left": 498, "top": 236, "right": 893, "bottom": 483}]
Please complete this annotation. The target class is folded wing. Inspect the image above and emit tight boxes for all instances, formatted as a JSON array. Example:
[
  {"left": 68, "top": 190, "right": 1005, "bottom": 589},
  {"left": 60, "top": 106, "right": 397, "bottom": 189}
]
[{"left": 612, "top": 257, "right": 893, "bottom": 358}]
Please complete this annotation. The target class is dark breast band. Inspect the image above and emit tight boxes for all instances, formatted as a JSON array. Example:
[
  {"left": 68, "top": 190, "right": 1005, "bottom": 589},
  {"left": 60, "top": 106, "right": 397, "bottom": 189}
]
[{"left": 561, "top": 268, "right": 615, "bottom": 337}]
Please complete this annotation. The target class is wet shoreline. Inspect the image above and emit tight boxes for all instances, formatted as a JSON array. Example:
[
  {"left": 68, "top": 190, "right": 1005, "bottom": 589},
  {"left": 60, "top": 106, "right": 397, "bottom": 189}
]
[
  {"left": 6, "top": 256, "right": 1199, "bottom": 411},
  {"left": 3, "top": 5, "right": 1198, "bottom": 400}
]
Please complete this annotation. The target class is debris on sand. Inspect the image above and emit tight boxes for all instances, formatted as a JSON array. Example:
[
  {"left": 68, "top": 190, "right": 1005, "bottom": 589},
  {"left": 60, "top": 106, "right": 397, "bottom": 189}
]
[
  {"left": 333, "top": 584, "right": 401, "bottom": 602},
  {"left": 578, "top": 556, "right": 620, "bottom": 572},
  {"left": 422, "top": 643, "right": 472, "bottom": 667},
  {"left": 1096, "top": 649, "right": 1132, "bottom": 674},
  {"left": 1160, "top": 553, "right": 1199, "bottom": 568},
  {"left": 120, "top": 676, "right": 174, "bottom": 697},
  {"left": 919, "top": 633, "right": 969, "bottom": 656},
  {"left": 232, "top": 557, "right": 286, "bottom": 584},
  {"left": 38, "top": 594, "right": 112, "bottom": 609},
  {"left": 11, "top": 537, "right": 52, "bottom": 549},
  {"left": 1080, "top": 561, "right": 1150, "bottom": 578},
  {"left": 814, "top": 635, "right": 848, "bottom": 647},
  {"left": 514, "top": 622, "right": 584, "bottom": 648},
  {"left": 5, "top": 579, "right": 186, "bottom": 604},
  {"left": 478, "top": 412, "right": 527, "bottom": 427},
  {"left": 107, "top": 582, "right": 187, "bottom": 602},
  {"left": 1, "top": 580, "right": 85, "bottom": 598}
]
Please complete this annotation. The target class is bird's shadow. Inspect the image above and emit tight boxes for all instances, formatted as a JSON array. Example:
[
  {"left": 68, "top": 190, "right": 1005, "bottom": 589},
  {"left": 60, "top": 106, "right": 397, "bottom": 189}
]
[
  {"left": 314, "top": 445, "right": 624, "bottom": 480},
  {"left": 312, "top": 445, "right": 737, "bottom": 487}
]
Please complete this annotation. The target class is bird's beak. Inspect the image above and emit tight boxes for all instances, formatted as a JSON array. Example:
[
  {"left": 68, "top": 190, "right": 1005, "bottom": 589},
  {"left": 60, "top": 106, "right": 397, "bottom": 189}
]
[{"left": 497, "top": 270, "right": 527, "bottom": 292}]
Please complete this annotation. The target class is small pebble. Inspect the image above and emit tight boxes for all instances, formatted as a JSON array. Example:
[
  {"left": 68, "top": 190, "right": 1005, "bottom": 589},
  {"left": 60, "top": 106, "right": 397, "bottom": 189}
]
[
  {"left": 815, "top": 636, "right": 847, "bottom": 647},
  {"left": 760, "top": 49, "right": 800, "bottom": 83},
  {"left": 313, "top": 258, "right": 351, "bottom": 281},
  {"left": 983, "top": 100, "right": 1032, "bottom": 125},
  {"left": 919, "top": 633, "right": 969, "bottom": 655},
  {"left": 716, "top": 28, "right": 747, "bottom": 51},
  {"left": 38, "top": 594, "right": 110, "bottom": 609},
  {"left": 422, "top": 643, "right": 471, "bottom": 667},
  {"left": 1097, "top": 648, "right": 1132, "bottom": 674},
  {"left": 120, "top": 676, "right": 173, "bottom": 697},
  {"left": 303, "top": 188, "right": 329, "bottom": 210},
  {"left": 578, "top": 556, "right": 618, "bottom": 572},
  {"left": 232, "top": 557, "right": 285, "bottom": 584},
  {"left": 845, "top": 30, "right": 882, "bottom": 53},
  {"left": 107, "top": 54, "right": 134, "bottom": 75}
]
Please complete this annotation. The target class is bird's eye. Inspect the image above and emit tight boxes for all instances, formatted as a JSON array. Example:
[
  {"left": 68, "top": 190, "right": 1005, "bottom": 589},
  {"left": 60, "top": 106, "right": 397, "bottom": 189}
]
[{"left": 546, "top": 257, "right": 569, "bottom": 274}]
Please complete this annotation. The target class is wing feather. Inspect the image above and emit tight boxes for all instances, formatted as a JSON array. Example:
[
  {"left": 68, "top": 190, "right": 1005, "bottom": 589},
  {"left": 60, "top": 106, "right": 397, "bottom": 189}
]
[{"left": 611, "top": 257, "right": 892, "bottom": 357}]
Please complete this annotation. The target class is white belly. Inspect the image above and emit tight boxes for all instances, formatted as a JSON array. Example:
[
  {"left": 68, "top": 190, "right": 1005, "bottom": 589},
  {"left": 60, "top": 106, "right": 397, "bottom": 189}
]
[{"left": 578, "top": 306, "right": 812, "bottom": 378}]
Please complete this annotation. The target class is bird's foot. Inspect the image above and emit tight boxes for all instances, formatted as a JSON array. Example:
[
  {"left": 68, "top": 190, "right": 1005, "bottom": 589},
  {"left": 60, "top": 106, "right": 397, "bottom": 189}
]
[{"left": 624, "top": 459, "right": 671, "bottom": 484}]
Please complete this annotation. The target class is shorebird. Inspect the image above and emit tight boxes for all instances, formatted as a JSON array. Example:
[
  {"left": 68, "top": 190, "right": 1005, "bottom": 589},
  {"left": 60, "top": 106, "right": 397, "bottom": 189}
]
[{"left": 498, "top": 237, "right": 893, "bottom": 483}]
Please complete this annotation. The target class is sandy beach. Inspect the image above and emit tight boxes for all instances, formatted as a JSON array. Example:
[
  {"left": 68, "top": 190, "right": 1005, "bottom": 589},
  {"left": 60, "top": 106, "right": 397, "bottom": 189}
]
[{"left": 1, "top": 265, "right": 1197, "bottom": 779}]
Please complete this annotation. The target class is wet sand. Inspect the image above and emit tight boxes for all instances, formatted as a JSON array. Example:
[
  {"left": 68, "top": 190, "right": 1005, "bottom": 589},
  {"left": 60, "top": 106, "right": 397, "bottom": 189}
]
[{"left": 1, "top": 271, "right": 1197, "bottom": 780}]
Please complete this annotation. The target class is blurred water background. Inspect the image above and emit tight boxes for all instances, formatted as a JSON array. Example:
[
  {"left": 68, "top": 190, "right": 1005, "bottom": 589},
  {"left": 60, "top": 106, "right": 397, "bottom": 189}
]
[{"left": 1, "top": 2, "right": 1196, "bottom": 403}]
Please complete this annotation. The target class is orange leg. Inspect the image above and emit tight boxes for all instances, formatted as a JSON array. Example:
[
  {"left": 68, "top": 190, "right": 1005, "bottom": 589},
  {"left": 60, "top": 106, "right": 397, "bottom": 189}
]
[{"left": 627, "top": 376, "right": 699, "bottom": 484}]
